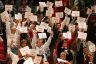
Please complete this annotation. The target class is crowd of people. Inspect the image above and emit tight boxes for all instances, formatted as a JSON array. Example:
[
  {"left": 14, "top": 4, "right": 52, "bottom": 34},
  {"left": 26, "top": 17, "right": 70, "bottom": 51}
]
[{"left": 0, "top": 0, "right": 96, "bottom": 64}]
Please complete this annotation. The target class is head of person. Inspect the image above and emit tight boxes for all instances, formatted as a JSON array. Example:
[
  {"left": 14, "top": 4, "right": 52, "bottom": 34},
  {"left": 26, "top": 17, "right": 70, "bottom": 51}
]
[
  {"left": 10, "top": 25, "right": 16, "bottom": 34},
  {"left": 37, "top": 39, "right": 44, "bottom": 47},
  {"left": 83, "top": 47, "right": 88, "bottom": 55},
  {"left": 21, "top": 39, "right": 27, "bottom": 47},
  {"left": 56, "top": 23, "right": 61, "bottom": 30},
  {"left": 30, "top": 22, "right": 35, "bottom": 29},
  {"left": 58, "top": 33, "right": 64, "bottom": 41},
  {"left": 60, "top": 52, "right": 67, "bottom": 60}
]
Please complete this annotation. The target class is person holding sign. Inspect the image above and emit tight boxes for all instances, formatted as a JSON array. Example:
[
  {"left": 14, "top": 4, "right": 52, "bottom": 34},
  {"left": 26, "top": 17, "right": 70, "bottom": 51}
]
[
  {"left": 31, "top": 31, "right": 53, "bottom": 61},
  {"left": 18, "top": 39, "right": 32, "bottom": 64},
  {"left": 57, "top": 52, "right": 72, "bottom": 64}
]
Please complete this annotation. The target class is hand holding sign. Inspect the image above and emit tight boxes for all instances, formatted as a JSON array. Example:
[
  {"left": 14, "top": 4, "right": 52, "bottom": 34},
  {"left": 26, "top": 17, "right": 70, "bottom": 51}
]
[
  {"left": 19, "top": 46, "right": 30, "bottom": 56},
  {"left": 38, "top": 33, "right": 47, "bottom": 39},
  {"left": 78, "top": 31, "right": 87, "bottom": 40},
  {"left": 55, "top": 1, "right": 63, "bottom": 7},
  {"left": 72, "top": 11, "right": 80, "bottom": 17}
]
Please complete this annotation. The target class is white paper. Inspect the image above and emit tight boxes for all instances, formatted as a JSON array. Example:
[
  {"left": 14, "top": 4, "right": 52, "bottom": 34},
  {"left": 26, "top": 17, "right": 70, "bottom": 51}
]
[
  {"left": 64, "top": 7, "right": 72, "bottom": 15},
  {"left": 47, "top": 26, "right": 51, "bottom": 33},
  {"left": 52, "top": 17, "right": 60, "bottom": 23},
  {"left": 19, "top": 27, "right": 28, "bottom": 33},
  {"left": 18, "top": 13, "right": 22, "bottom": 20},
  {"left": 1, "top": 11, "right": 10, "bottom": 22},
  {"left": 26, "top": 6, "right": 31, "bottom": 12},
  {"left": 78, "top": 31, "right": 87, "bottom": 40},
  {"left": 36, "top": 25, "right": 44, "bottom": 32},
  {"left": 89, "top": 45, "right": 96, "bottom": 52},
  {"left": 15, "top": 13, "right": 22, "bottom": 20},
  {"left": 39, "top": 2, "right": 47, "bottom": 7},
  {"left": 77, "top": 17, "right": 86, "bottom": 23},
  {"left": 72, "top": 11, "right": 80, "bottom": 17},
  {"left": 46, "top": 1, "right": 53, "bottom": 8},
  {"left": 15, "top": 14, "right": 19, "bottom": 19},
  {"left": 30, "top": 15, "right": 38, "bottom": 21},
  {"left": 87, "top": 41, "right": 96, "bottom": 52},
  {"left": 57, "top": 58, "right": 67, "bottom": 63},
  {"left": 34, "top": 56, "right": 42, "bottom": 64},
  {"left": 38, "top": 33, "right": 47, "bottom": 39},
  {"left": 63, "top": 31, "right": 71, "bottom": 39},
  {"left": 46, "top": 8, "right": 53, "bottom": 17},
  {"left": 56, "top": 12, "right": 63, "bottom": 18},
  {"left": 24, "top": 57, "right": 33, "bottom": 64},
  {"left": 20, "top": 46, "right": 30, "bottom": 56},
  {"left": 55, "top": 1, "right": 63, "bottom": 7},
  {"left": 78, "top": 22, "right": 87, "bottom": 30},
  {"left": 40, "top": 22, "right": 49, "bottom": 29},
  {"left": 5, "top": 5, "right": 13, "bottom": 11},
  {"left": 30, "top": 49, "right": 38, "bottom": 56},
  {"left": 24, "top": 12, "right": 31, "bottom": 18}
]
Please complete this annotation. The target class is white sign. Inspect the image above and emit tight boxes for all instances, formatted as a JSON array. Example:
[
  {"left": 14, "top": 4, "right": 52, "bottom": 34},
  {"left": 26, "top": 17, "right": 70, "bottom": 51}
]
[
  {"left": 57, "top": 58, "right": 67, "bottom": 63},
  {"left": 20, "top": 46, "right": 30, "bottom": 56},
  {"left": 30, "top": 49, "right": 38, "bottom": 56},
  {"left": 78, "top": 22, "right": 88, "bottom": 31},
  {"left": 19, "top": 27, "right": 28, "bottom": 33},
  {"left": 63, "top": 31, "right": 71, "bottom": 39},
  {"left": 64, "top": 7, "right": 72, "bottom": 15},
  {"left": 56, "top": 12, "right": 63, "bottom": 18},
  {"left": 87, "top": 41, "right": 96, "bottom": 52},
  {"left": 78, "top": 31, "right": 87, "bottom": 40},
  {"left": 89, "top": 45, "right": 96, "bottom": 52},
  {"left": 5, "top": 5, "right": 13, "bottom": 11},
  {"left": 30, "top": 15, "right": 38, "bottom": 21},
  {"left": 15, "top": 13, "right": 22, "bottom": 20},
  {"left": 38, "top": 33, "right": 47, "bottom": 39},
  {"left": 24, "top": 57, "right": 33, "bottom": 64},
  {"left": 34, "top": 56, "right": 42, "bottom": 64},
  {"left": 46, "top": 1, "right": 53, "bottom": 8},
  {"left": 39, "top": 2, "right": 47, "bottom": 7},
  {"left": 52, "top": 17, "right": 60, "bottom": 23},
  {"left": 46, "top": 8, "right": 53, "bottom": 17},
  {"left": 26, "top": 6, "right": 31, "bottom": 12},
  {"left": 77, "top": 17, "right": 86, "bottom": 23},
  {"left": 40, "top": 22, "right": 49, "bottom": 29},
  {"left": 47, "top": 26, "right": 51, "bottom": 33},
  {"left": 55, "top": 1, "right": 63, "bottom": 7},
  {"left": 36, "top": 25, "right": 44, "bottom": 32},
  {"left": 72, "top": 11, "right": 80, "bottom": 17}
]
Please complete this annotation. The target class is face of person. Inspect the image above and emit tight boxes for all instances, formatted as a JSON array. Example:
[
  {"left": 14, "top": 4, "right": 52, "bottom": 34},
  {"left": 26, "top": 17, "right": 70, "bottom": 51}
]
[
  {"left": 83, "top": 47, "right": 88, "bottom": 54},
  {"left": 60, "top": 52, "right": 67, "bottom": 60},
  {"left": 59, "top": 35, "right": 64, "bottom": 41},
  {"left": 30, "top": 23, "right": 35, "bottom": 29},
  {"left": 56, "top": 23, "right": 61, "bottom": 30},
  {"left": 21, "top": 41, "right": 27, "bottom": 47},
  {"left": 37, "top": 39, "right": 43, "bottom": 47},
  {"left": 11, "top": 28, "right": 16, "bottom": 34}
]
